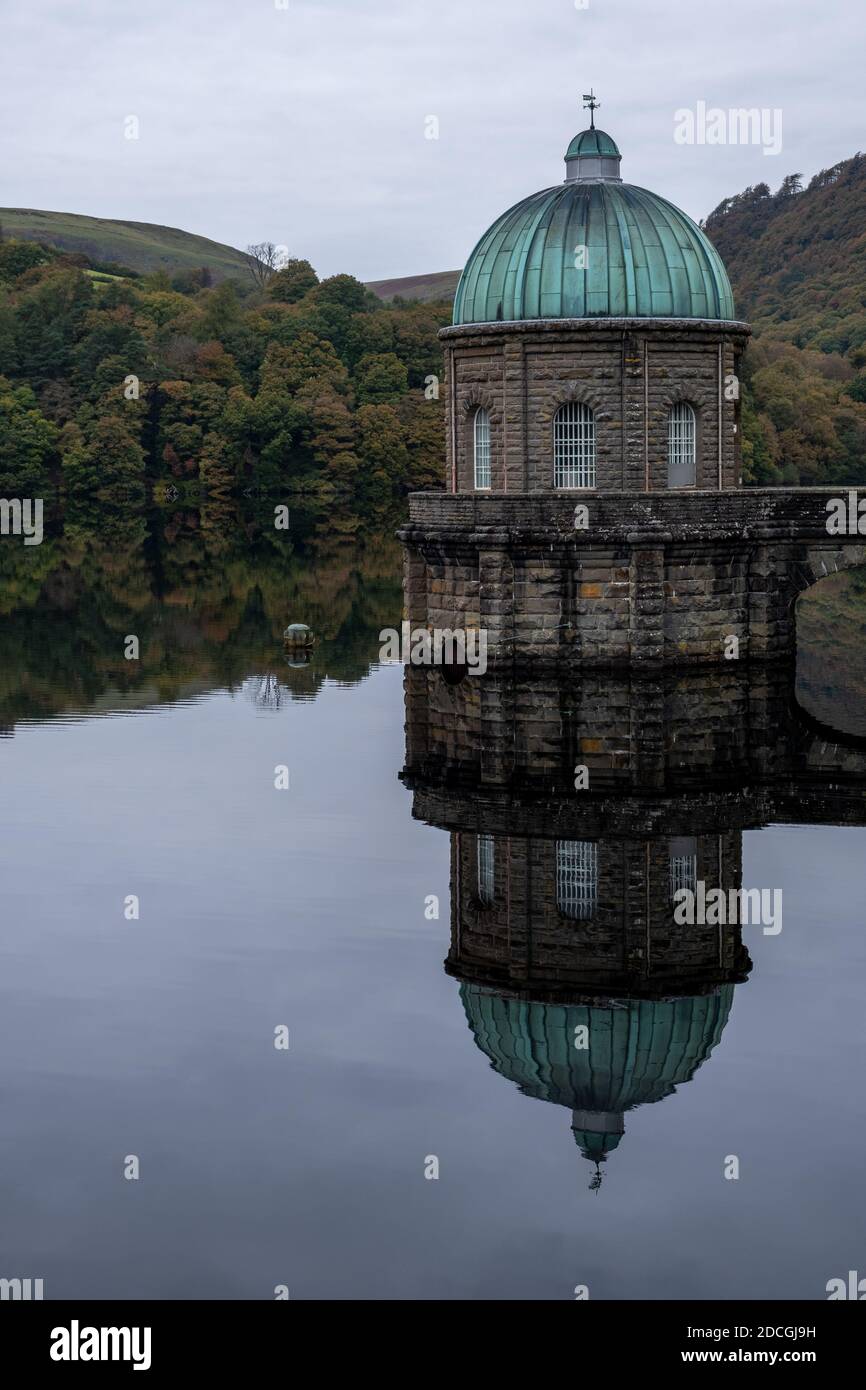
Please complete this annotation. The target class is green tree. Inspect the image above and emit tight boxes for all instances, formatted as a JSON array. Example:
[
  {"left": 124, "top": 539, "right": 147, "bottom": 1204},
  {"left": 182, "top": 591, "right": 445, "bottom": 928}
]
[
  {"left": 268, "top": 259, "right": 319, "bottom": 303},
  {"left": 356, "top": 402, "right": 408, "bottom": 501},
  {"left": 313, "top": 274, "right": 371, "bottom": 313},
  {"left": 0, "top": 376, "right": 58, "bottom": 490},
  {"left": 0, "top": 240, "right": 51, "bottom": 282},
  {"left": 63, "top": 411, "right": 146, "bottom": 499},
  {"left": 353, "top": 352, "right": 408, "bottom": 404}
]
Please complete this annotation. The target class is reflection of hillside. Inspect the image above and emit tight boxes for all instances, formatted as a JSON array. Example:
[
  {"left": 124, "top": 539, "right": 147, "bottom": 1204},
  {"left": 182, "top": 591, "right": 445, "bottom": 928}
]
[
  {"left": 797, "top": 568, "right": 866, "bottom": 737},
  {"left": 0, "top": 503, "right": 402, "bottom": 729}
]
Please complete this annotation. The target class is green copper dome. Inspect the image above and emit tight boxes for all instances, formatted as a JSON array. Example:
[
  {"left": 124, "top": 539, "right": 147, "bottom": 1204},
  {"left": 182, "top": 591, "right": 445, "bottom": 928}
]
[
  {"left": 565, "top": 127, "right": 620, "bottom": 159},
  {"left": 452, "top": 124, "right": 735, "bottom": 324}
]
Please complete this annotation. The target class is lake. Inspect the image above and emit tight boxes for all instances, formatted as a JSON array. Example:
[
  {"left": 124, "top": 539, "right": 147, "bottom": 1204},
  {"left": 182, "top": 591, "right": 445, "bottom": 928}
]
[{"left": 1, "top": 502, "right": 864, "bottom": 1300}]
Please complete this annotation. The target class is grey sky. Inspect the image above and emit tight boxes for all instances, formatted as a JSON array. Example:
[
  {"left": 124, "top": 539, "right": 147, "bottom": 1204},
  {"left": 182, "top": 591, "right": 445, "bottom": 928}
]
[{"left": 2, "top": 0, "right": 863, "bottom": 281}]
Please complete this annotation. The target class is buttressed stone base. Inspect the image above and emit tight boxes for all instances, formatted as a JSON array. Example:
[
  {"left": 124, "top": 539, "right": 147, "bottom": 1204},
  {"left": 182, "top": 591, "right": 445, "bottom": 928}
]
[{"left": 399, "top": 489, "right": 866, "bottom": 668}]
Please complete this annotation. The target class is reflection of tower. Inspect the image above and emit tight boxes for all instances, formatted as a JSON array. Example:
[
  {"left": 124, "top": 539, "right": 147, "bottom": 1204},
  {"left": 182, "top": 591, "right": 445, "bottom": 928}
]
[
  {"left": 449, "top": 827, "right": 748, "bottom": 1185},
  {"left": 451, "top": 830, "right": 747, "bottom": 999},
  {"left": 463, "top": 984, "right": 735, "bottom": 1187},
  {"left": 400, "top": 665, "right": 780, "bottom": 1185}
]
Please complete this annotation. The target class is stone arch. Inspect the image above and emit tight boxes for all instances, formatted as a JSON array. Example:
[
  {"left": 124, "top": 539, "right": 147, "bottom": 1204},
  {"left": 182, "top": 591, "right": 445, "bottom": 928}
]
[
  {"left": 797, "top": 543, "right": 866, "bottom": 595},
  {"left": 655, "top": 384, "right": 714, "bottom": 414},
  {"left": 538, "top": 382, "right": 608, "bottom": 433},
  {"left": 789, "top": 683, "right": 866, "bottom": 759},
  {"left": 791, "top": 543, "right": 866, "bottom": 737},
  {"left": 790, "top": 541, "right": 866, "bottom": 639},
  {"left": 460, "top": 389, "right": 497, "bottom": 416}
]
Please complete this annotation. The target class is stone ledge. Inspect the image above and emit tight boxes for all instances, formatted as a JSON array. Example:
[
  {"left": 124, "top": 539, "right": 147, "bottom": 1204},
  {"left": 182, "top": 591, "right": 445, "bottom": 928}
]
[
  {"left": 405, "top": 489, "right": 859, "bottom": 543},
  {"left": 440, "top": 317, "right": 752, "bottom": 341}
]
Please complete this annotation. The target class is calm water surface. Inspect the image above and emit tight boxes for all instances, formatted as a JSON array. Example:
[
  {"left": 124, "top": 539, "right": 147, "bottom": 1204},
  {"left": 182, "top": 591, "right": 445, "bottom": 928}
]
[{"left": 1, "top": 511, "right": 864, "bottom": 1300}]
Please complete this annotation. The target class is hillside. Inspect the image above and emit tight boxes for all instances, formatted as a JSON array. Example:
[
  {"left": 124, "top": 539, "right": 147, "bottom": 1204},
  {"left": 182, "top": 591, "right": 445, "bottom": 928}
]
[
  {"left": 0, "top": 239, "right": 449, "bottom": 506},
  {"left": 0, "top": 208, "right": 251, "bottom": 281},
  {"left": 704, "top": 155, "right": 866, "bottom": 355},
  {"left": 367, "top": 269, "right": 460, "bottom": 304},
  {"left": 703, "top": 154, "right": 866, "bottom": 485}
]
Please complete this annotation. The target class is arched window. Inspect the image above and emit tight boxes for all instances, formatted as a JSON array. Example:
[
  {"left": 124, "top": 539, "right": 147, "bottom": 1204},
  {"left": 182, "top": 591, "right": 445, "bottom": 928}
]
[
  {"left": 554, "top": 402, "right": 596, "bottom": 489},
  {"left": 556, "top": 840, "right": 597, "bottom": 920},
  {"left": 473, "top": 407, "right": 491, "bottom": 490},
  {"left": 477, "top": 833, "right": 495, "bottom": 905},
  {"left": 667, "top": 402, "right": 696, "bottom": 487}
]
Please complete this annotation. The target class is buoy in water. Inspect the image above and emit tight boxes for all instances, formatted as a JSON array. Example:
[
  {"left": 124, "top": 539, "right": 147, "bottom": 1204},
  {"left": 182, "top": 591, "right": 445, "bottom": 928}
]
[{"left": 283, "top": 622, "right": 314, "bottom": 650}]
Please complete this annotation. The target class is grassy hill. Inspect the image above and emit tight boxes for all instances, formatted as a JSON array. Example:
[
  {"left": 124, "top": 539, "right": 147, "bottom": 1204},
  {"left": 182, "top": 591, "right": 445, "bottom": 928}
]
[
  {"left": 0, "top": 207, "right": 461, "bottom": 300},
  {"left": 366, "top": 269, "right": 460, "bottom": 304},
  {"left": 0, "top": 207, "right": 251, "bottom": 281}
]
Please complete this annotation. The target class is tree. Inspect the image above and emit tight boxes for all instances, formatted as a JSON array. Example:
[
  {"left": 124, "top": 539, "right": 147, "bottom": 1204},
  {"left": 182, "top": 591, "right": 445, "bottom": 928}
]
[
  {"left": 63, "top": 412, "right": 146, "bottom": 498},
  {"left": 356, "top": 402, "right": 409, "bottom": 501},
  {"left": 845, "top": 373, "right": 866, "bottom": 403},
  {"left": 199, "top": 280, "right": 241, "bottom": 339},
  {"left": 0, "top": 239, "right": 50, "bottom": 282},
  {"left": 0, "top": 376, "right": 58, "bottom": 490},
  {"left": 12, "top": 268, "right": 93, "bottom": 386},
  {"left": 198, "top": 434, "right": 238, "bottom": 496},
  {"left": 313, "top": 274, "right": 371, "bottom": 313},
  {"left": 777, "top": 173, "right": 803, "bottom": 198},
  {"left": 268, "top": 259, "right": 319, "bottom": 303},
  {"left": 353, "top": 351, "right": 408, "bottom": 404},
  {"left": 244, "top": 242, "right": 283, "bottom": 289},
  {"left": 401, "top": 391, "right": 445, "bottom": 490},
  {"left": 259, "top": 334, "right": 348, "bottom": 396}
]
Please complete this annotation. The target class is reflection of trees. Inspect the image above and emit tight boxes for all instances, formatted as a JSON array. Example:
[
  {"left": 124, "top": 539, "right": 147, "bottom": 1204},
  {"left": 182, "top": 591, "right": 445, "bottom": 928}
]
[{"left": 0, "top": 501, "right": 403, "bottom": 728}]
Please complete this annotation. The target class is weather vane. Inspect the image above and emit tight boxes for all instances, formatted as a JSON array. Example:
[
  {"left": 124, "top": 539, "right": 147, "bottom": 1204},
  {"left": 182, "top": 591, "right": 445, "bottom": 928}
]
[{"left": 582, "top": 89, "right": 600, "bottom": 130}]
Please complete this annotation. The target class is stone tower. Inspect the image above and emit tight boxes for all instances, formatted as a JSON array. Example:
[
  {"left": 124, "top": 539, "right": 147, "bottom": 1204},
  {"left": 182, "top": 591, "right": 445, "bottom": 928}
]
[
  {"left": 400, "top": 107, "right": 758, "bottom": 668},
  {"left": 446, "top": 118, "right": 749, "bottom": 494}
]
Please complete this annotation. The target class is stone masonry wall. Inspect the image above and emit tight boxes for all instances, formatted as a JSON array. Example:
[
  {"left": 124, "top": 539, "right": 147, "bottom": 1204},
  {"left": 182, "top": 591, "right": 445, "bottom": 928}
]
[
  {"left": 442, "top": 319, "right": 748, "bottom": 494},
  {"left": 400, "top": 488, "right": 866, "bottom": 667},
  {"left": 448, "top": 831, "right": 745, "bottom": 1000}
]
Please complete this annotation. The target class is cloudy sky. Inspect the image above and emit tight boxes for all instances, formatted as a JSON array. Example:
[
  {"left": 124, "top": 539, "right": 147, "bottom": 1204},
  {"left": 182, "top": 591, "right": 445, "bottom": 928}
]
[{"left": 2, "top": 0, "right": 863, "bottom": 281}]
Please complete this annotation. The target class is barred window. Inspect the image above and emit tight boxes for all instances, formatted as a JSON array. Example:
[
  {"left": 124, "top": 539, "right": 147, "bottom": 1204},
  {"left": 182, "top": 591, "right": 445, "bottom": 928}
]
[
  {"left": 554, "top": 402, "right": 596, "bottom": 489},
  {"left": 669, "top": 836, "right": 698, "bottom": 901},
  {"left": 474, "top": 407, "right": 491, "bottom": 490},
  {"left": 667, "top": 402, "right": 696, "bottom": 487},
  {"left": 556, "top": 839, "right": 598, "bottom": 920},
  {"left": 477, "top": 833, "right": 495, "bottom": 905}
]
